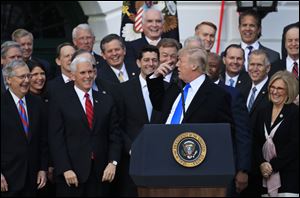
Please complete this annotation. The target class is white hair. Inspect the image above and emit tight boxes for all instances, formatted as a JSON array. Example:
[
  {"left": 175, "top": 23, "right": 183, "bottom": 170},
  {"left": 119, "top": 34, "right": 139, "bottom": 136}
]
[
  {"left": 70, "top": 57, "right": 93, "bottom": 72},
  {"left": 72, "top": 23, "right": 95, "bottom": 40}
]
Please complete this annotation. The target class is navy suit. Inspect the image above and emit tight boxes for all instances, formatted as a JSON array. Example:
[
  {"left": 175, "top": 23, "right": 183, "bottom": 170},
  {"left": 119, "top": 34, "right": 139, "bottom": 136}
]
[
  {"left": 1, "top": 91, "right": 48, "bottom": 196},
  {"left": 218, "top": 81, "right": 251, "bottom": 172}
]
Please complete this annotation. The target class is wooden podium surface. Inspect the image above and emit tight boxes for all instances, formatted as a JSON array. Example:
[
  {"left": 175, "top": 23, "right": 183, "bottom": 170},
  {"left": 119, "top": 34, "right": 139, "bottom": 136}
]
[{"left": 138, "top": 187, "right": 227, "bottom": 197}]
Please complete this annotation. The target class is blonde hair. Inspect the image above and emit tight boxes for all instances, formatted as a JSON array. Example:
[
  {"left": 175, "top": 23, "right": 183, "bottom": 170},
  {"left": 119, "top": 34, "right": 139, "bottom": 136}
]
[
  {"left": 178, "top": 47, "right": 207, "bottom": 72},
  {"left": 268, "top": 70, "right": 299, "bottom": 104}
]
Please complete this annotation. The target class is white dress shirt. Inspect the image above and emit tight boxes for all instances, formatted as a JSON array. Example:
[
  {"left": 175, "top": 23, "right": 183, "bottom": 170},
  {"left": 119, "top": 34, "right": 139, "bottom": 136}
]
[
  {"left": 166, "top": 74, "right": 205, "bottom": 124},
  {"left": 246, "top": 76, "right": 268, "bottom": 107},
  {"left": 241, "top": 40, "right": 259, "bottom": 71},
  {"left": 110, "top": 63, "right": 129, "bottom": 82},
  {"left": 139, "top": 74, "right": 152, "bottom": 121}
]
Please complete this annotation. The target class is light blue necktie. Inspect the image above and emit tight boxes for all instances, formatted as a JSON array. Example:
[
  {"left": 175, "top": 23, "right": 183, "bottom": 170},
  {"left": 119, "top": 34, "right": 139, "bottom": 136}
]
[
  {"left": 229, "top": 78, "right": 234, "bottom": 87},
  {"left": 248, "top": 87, "right": 257, "bottom": 112},
  {"left": 170, "top": 83, "right": 191, "bottom": 124}
]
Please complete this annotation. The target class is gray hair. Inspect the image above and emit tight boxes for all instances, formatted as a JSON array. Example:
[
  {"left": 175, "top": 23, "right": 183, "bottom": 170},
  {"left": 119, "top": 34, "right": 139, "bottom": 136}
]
[
  {"left": 249, "top": 49, "right": 270, "bottom": 66},
  {"left": 11, "top": 28, "right": 34, "bottom": 41},
  {"left": 184, "top": 36, "right": 205, "bottom": 50},
  {"left": 72, "top": 23, "right": 95, "bottom": 40},
  {"left": 142, "top": 8, "right": 164, "bottom": 24},
  {"left": 70, "top": 57, "right": 93, "bottom": 72},
  {"left": 1, "top": 41, "right": 22, "bottom": 58},
  {"left": 2, "top": 60, "right": 28, "bottom": 78}
]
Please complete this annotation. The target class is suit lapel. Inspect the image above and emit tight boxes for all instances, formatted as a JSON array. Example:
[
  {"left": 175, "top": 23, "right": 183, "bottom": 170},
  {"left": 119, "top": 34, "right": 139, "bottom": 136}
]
[
  {"left": 69, "top": 87, "right": 91, "bottom": 130},
  {"left": 134, "top": 78, "right": 150, "bottom": 123},
  {"left": 250, "top": 83, "right": 268, "bottom": 115},
  {"left": 7, "top": 91, "right": 28, "bottom": 140},
  {"left": 184, "top": 78, "right": 210, "bottom": 122}
]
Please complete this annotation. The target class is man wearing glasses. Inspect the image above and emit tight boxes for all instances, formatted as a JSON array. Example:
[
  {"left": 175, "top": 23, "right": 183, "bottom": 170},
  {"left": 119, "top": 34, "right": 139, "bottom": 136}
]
[{"left": 1, "top": 60, "right": 48, "bottom": 196}]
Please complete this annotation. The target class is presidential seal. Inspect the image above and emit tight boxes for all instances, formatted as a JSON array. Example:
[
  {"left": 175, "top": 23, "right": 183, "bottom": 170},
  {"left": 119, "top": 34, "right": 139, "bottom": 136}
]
[{"left": 172, "top": 132, "right": 206, "bottom": 167}]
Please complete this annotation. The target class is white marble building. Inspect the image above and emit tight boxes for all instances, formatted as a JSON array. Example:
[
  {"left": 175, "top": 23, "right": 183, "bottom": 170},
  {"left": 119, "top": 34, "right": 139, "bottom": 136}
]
[{"left": 79, "top": 1, "right": 299, "bottom": 57}]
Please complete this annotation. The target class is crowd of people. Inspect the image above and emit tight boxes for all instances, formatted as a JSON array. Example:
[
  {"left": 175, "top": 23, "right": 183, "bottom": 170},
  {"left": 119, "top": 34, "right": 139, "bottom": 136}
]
[{"left": 1, "top": 8, "right": 299, "bottom": 197}]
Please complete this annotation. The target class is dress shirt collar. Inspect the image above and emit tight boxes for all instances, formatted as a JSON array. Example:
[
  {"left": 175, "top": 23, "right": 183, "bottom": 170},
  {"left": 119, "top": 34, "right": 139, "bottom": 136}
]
[
  {"left": 139, "top": 73, "right": 147, "bottom": 88},
  {"left": 241, "top": 40, "right": 260, "bottom": 50},
  {"left": 9, "top": 89, "right": 27, "bottom": 107},
  {"left": 62, "top": 73, "right": 72, "bottom": 83}
]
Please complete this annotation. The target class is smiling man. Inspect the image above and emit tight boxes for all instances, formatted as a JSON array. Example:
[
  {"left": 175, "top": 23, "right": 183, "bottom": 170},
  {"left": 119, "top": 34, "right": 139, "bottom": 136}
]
[
  {"left": 98, "top": 34, "right": 139, "bottom": 83},
  {"left": 48, "top": 57, "right": 122, "bottom": 196}
]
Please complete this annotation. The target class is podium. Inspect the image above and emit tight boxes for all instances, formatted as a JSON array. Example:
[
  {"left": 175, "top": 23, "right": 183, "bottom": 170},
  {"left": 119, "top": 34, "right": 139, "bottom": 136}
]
[{"left": 130, "top": 123, "right": 235, "bottom": 197}]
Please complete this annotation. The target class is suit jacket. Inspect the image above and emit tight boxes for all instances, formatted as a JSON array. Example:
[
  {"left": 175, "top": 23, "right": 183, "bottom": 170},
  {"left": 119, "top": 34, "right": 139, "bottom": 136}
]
[
  {"left": 240, "top": 80, "right": 269, "bottom": 127},
  {"left": 221, "top": 70, "right": 252, "bottom": 100},
  {"left": 118, "top": 77, "right": 159, "bottom": 153},
  {"left": 97, "top": 60, "right": 139, "bottom": 84},
  {"left": 253, "top": 103, "right": 299, "bottom": 194},
  {"left": 93, "top": 52, "right": 106, "bottom": 70},
  {"left": 1, "top": 69, "right": 6, "bottom": 94},
  {"left": 258, "top": 43, "right": 280, "bottom": 65},
  {"left": 147, "top": 75, "right": 233, "bottom": 126},
  {"left": 46, "top": 75, "right": 67, "bottom": 100},
  {"left": 125, "top": 37, "right": 149, "bottom": 68},
  {"left": 218, "top": 81, "right": 251, "bottom": 172},
  {"left": 48, "top": 83, "right": 122, "bottom": 183},
  {"left": 1, "top": 91, "right": 48, "bottom": 191}
]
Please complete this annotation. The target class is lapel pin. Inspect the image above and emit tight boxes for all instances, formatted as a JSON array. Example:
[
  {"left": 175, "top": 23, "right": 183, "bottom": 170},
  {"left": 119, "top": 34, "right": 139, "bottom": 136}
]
[
  {"left": 279, "top": 114, "right": 283, "bottom": 118},
  {"left": 132, "top": 72, "right": 136, "bottom": 76},
  {"left": 238, "top": 80, "right": 241, "bottom": 84},
  {"left": 262, "top": 91, "right": 265, "bottom": 94},
  {"left": 95, "top": 99, "right": 98, "bottom": 103},
  {"left": 102, "top": 91, "right": 106, "bottom": 94}
]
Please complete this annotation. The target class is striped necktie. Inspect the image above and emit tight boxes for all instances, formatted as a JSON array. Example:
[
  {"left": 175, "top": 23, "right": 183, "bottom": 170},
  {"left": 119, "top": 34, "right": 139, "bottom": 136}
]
[
  {"left": 85, "top": 93, "right": 94, "bottom": 130},
  {"left": 292, "top": 62, "right": 298, "bottom": 78},
  {"left": 18, "top": 99, "right": 29, "bottom": 136},
  {"left": 247, "top": 87, "right": 257, "bottom": 112},
  {"left": 118, "top": 71, "right": 125, "bottom": 83}
]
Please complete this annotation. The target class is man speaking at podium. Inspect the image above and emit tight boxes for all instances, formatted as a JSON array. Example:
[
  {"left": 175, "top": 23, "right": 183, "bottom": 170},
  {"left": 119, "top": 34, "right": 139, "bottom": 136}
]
[{"left": 147, "top": 47, "right": 233, "bottom": 126}]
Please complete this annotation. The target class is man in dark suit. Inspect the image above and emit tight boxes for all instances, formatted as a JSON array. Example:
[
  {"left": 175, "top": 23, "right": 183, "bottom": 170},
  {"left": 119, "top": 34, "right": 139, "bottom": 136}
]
[
  {"left": 46, "top": 42, "right": 76, "bottom": 99},
  {"left": 272, "top": 24, "right": 299, "bottom": 79},
  {"left": 126, "top": 9, "right": 164, "bottom": 68},
  {"left": 147, "top": 47, "right": 233, "bottom": 126},
  {"left": 72, "top": 23, "right": 105, "bottom": 70},
  {"left": 11, "top": 29, "right": 54, "bottom": 80},
  {"left": 112, "top": 45, "right": 160, "bottom": 196},
  {"left": 207, "top": 52, "right": 252, "bottom": 195},
  {"left": 238, "top": 10, "right": 280, "bottom": 72},
  {"left": 281, "top": 21, "right": 299, "bottom": 61},
  {"left": 98, "top": 34, "right": 139, "bottom": 83},
  {"left": 1, "top": 60, "right": 48, "bottom": 196},
  {"left": 240, "top": 49, "right": 271, "bottom": 197},
  {"left": 221, "top": 44, "right": 251, "bottom": 95},
  {"left": 48, "top": 57, "right": 122, "bottom": 196}
]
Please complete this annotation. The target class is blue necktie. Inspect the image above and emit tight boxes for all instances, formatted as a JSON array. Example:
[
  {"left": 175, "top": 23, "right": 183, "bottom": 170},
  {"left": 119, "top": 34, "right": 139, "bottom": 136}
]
[
  {"left": 171, "top": 83, "right": 191, "bottom": 124},
  {"left": 229, "top": 78, "right": 234, "bottom": 87},
  {"left": 18, "top": 99, "right": 29, "bottom": 136},
  {"left": 247, "top": 87, "right": 257, "bottom": 112}
]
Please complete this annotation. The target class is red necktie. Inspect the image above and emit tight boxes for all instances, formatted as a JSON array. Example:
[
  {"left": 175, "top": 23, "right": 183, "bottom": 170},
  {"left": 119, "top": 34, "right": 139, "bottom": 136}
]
[
  {"left": 84, "top": 93, "right": 94, "bottom": 129},
  {"left": 292, "top": 62, "right": 298, "bottom": 78}
]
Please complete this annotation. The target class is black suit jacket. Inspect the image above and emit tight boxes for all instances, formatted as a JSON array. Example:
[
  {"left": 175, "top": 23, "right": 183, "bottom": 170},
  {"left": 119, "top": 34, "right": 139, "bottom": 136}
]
[
  {"left": 126, "top": 37, "right": 149, "bottom": 68},
  {"left": 258, "top": 43, "right": 280, "bottom": 65},
  {"left": 48, "top": 84, "right": 122, "bottom": 183},
  {"left": 253, "top": 103, "right": 299, "bottom": 194},
  {"left": 97, "top": 60, "right": 139, "bottom": 83},
  {"left": 93, "top": 52, "right": 106, "bottom": 70},
  {"left": 1, "top": 69, "right": 6, "bottom": 94},
  {"left": 147, "top": 75, "right": 233, "bottom": 126},
  {"left": 1, "top": 91, "right": 48, "bottom": 191}
]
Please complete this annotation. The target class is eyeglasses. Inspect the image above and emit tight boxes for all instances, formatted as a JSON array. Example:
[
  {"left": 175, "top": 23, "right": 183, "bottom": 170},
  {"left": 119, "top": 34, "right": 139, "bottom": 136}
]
[
  {"left": 13, "top": 74, "right": 32, "bottom": 80},
  {"left": 269, "top": 85, "right": 285, "bottom": 92}
]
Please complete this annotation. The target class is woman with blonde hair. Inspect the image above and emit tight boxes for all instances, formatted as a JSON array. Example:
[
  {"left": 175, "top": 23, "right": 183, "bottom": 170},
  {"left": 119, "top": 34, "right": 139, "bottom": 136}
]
[{"left": 253, "top": 70, "right": 299, "bottom": 197}]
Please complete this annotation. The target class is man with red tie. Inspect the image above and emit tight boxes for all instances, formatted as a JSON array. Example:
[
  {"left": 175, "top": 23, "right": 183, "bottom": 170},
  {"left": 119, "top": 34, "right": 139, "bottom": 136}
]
[
  {"left": 1, "top": 60, "right": 48, "bottom": 196},
  {"left": 48, "top": 57, "right": 122, "bottom": 196}
]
